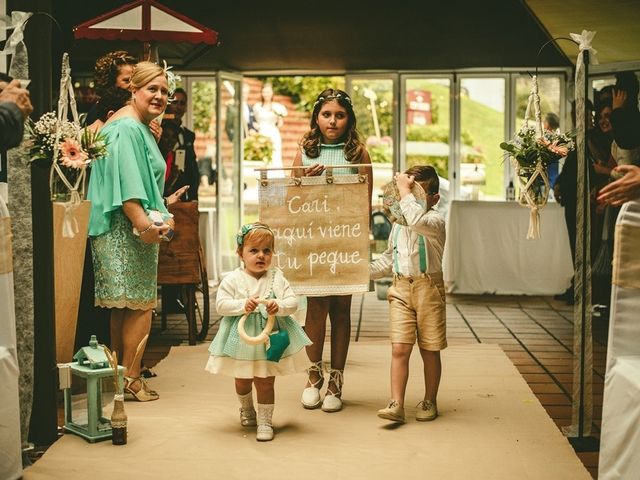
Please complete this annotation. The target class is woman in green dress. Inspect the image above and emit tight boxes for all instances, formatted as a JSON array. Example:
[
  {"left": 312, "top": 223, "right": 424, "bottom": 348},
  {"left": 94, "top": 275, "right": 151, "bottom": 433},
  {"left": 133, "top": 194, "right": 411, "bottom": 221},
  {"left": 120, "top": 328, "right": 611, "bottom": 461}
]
[{"left": 88, "top": 62, "right": 173, "bottom": 401}]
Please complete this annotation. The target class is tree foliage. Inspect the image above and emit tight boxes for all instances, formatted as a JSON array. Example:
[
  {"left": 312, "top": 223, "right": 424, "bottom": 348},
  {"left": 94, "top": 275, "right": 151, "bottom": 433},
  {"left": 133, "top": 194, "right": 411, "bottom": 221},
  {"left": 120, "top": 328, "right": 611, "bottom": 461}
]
[
  {"left": 192, "top": 82, "right": 216, "bottom": 134},
  {"left": 269, "top": 76, "right": 345, "bottom": 113}
]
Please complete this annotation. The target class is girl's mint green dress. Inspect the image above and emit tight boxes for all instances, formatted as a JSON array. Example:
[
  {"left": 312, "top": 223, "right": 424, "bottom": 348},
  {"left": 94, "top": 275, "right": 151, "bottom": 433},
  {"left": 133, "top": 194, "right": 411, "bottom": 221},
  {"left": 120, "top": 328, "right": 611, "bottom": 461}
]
[
  {"left": 88, "top": 117, "right": 170, "bottom": 310},
  {"left": 301, "top": 142, "right": 358, "bottom": 175},
  {"left": 206, "top": 268, "right": 311, "bottom": 378}
]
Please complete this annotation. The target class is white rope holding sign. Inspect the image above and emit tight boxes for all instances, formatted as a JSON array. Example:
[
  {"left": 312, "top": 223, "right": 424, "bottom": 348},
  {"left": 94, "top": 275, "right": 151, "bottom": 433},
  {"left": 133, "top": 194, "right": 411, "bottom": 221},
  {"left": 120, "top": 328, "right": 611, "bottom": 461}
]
[
  {"left": 515, "top": 75, "right": 550, "bottom": 239},
  {"left": 49, "top": 53, "right": 85, "bottom": 238}
]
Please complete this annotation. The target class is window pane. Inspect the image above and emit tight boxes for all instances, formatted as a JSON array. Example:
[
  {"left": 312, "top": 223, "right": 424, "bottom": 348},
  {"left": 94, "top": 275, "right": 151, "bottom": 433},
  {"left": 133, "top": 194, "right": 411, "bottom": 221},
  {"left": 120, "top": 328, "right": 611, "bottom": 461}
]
[
  {"left": 350, "top": 78, "right": 394, "bottom": 205},
  {"left": 460, "top": 77, "right": 505, "bottom": 201},
  {"left": 405, "top": 79, "right": 450, "bottom": 177},
  {"left": 404, "top": 78, "right": 451, "bottom": 213},
  {"left": 514, "top": 76, "right": 562, "bottom": 132},
  {"left": 219, "top": 78, "right": 242, "bottom": 273},
  {"left": 192, "top": 80, "right": 217, "bottom": 208}
]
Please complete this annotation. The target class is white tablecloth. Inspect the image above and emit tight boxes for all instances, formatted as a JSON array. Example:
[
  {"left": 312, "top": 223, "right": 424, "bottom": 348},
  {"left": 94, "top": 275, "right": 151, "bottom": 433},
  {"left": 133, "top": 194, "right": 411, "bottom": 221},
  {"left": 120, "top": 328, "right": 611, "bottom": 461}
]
[{"left": 444, "top": 200, "right": 573, "bottom": 295}]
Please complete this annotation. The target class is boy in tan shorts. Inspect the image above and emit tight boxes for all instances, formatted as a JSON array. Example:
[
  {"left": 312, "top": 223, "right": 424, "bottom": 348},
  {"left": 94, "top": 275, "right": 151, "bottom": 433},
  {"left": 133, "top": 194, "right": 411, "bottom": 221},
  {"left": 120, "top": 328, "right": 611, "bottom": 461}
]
[{"left": 370, "top": 165, "right": 446, "bottom": 423}]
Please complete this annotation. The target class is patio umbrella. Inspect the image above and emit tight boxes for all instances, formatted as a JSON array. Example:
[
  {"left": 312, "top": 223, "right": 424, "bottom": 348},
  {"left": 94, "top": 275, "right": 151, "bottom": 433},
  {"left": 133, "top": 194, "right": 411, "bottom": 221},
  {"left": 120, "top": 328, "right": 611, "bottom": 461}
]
[{"left": 73, "top": 0, "right": 218, "bottom": 61}]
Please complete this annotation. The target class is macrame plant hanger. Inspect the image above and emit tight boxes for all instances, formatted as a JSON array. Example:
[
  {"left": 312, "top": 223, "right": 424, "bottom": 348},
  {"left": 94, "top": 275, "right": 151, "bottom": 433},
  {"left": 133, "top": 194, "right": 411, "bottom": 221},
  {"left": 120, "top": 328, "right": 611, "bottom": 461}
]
[
  {"left": 515, "top": 75, "right": 550, "bottom": 240},
  {"left": 49, "top": 52, "right": 84, "bottom": 238}
]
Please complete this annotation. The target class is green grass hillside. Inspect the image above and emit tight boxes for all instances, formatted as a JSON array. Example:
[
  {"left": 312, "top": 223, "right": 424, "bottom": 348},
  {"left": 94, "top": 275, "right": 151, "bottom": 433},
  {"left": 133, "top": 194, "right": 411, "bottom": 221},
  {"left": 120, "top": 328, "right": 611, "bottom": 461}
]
[{"left": 460, "top": 93, "right": 505, "bottom": 198}]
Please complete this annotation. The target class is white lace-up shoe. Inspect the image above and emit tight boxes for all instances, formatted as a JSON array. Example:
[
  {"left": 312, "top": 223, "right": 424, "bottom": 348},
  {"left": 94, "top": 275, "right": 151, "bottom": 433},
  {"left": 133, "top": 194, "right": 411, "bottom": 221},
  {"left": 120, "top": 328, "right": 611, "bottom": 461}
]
[
  {"left": 321, "top": 368, "right": 344, "bottom": 412},
  {"left": 301, "top": 361, "right": 324, "bottom": 409}
]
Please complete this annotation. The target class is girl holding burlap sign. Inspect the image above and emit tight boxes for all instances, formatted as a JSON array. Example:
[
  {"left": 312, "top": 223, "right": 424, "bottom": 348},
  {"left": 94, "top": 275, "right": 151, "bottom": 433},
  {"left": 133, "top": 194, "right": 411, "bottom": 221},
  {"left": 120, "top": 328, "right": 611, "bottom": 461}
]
[{"left": 292, "top": 89, "right": 372, "bottom": 412}]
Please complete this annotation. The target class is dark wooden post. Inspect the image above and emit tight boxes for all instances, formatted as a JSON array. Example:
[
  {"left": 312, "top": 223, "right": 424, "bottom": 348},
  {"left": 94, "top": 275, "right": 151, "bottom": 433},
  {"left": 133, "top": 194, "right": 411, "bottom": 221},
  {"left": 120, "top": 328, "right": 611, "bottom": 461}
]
[{"left": 7, "top": 0, "right": 58, "bottom": 446}]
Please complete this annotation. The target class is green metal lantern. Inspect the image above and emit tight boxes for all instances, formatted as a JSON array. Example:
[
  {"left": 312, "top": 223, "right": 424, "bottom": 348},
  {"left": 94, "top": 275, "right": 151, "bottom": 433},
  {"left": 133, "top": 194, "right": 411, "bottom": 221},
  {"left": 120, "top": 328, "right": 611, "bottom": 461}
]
[{"left": 60, "top": 335, "right": 125, "bottom": 442}]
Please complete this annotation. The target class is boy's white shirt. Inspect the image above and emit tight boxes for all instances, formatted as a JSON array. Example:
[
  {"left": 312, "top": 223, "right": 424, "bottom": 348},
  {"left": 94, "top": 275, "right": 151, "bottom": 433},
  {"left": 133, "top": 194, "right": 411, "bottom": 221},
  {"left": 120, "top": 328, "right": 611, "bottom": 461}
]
[
  {"left": 216, "top": 267, "right": 298, "bottom": 317},
  {"left": 370, "top": 193, "right": 446, "bottom": 279}
]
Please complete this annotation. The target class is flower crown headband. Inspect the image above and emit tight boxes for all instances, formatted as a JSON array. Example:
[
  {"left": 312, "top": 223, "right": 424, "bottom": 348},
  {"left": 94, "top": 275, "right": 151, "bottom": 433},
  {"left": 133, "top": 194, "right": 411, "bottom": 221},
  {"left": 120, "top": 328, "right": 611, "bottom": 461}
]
[
  {"left": 313, "top": 92, "right": 352, "bottom": 109},
  {"left": 162, "top": 60, "right": 181, "bottom": 98},
  {"left": 236, "top": 223, "right": 274, "bottom": 247}
]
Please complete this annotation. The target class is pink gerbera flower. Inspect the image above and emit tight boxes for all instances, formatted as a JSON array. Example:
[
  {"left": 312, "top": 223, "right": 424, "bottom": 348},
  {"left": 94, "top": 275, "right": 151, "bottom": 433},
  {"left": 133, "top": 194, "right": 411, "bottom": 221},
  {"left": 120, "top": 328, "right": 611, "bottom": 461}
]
[{"left": 59, "top": 138, "right": 89, "bottom": 169}]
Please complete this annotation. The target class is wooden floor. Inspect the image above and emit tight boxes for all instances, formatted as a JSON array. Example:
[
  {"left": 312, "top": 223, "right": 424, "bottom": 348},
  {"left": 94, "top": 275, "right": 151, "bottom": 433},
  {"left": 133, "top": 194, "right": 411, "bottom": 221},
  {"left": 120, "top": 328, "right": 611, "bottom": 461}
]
[{"left": 146, "top": 290, "right": 608, "bottom": 479}]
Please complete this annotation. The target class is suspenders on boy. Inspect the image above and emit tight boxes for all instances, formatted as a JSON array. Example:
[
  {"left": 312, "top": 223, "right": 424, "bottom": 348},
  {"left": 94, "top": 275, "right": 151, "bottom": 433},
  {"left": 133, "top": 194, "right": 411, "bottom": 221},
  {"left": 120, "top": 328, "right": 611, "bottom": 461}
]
[{"left": 392, "top": 225, "right": 428, "bottom": 276}]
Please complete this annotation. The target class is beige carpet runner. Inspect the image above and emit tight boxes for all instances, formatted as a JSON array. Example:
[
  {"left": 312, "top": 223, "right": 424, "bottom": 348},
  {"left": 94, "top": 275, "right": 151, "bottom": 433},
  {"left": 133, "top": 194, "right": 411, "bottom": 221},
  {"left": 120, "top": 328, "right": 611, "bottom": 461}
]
[{"left": 24, "top": 343, "right": 590, "bottom": 479}]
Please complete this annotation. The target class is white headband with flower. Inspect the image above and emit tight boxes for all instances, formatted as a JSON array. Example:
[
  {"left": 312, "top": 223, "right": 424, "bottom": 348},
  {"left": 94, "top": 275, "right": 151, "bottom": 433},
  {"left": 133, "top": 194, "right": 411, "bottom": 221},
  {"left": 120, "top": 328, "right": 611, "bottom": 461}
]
[
  {"left": 162, "top": 60, "right": 181, "bottom": 97},
  {"left": 313, "top": 92, "right": 352, "bottom": 109}
]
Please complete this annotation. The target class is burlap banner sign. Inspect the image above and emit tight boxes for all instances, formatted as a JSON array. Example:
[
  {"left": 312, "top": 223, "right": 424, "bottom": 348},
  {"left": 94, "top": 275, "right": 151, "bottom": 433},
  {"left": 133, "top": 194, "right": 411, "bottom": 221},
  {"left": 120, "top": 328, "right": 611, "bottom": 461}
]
[{"left": 259, "top": 173, "right": 370, "bottom": 295}]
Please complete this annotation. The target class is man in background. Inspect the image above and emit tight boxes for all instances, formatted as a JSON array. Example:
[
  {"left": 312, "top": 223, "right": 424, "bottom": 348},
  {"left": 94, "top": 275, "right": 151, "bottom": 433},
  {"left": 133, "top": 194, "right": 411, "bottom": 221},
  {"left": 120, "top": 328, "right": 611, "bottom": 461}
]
[
  {"left": 162, "top": 88, "right": 200, "bottom": 314},
  {"left": 165, "top": 87, "right": 199, "bottom": 201},
  {"left": 543, "top": 112, "right": 561, "bottom": 187}
]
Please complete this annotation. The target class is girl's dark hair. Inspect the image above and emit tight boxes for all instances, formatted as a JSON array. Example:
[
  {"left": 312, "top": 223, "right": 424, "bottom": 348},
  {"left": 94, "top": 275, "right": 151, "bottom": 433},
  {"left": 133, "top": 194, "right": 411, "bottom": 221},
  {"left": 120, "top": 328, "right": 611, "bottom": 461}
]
[
  {"left": 94, "top": 87, "right": 131, "bottom": 122},
  {"left": 300, "top": 88, "right": 364, "bottom": 163},
  {"left": 93, "top": 50, "right": 137, "bottom": 96}
]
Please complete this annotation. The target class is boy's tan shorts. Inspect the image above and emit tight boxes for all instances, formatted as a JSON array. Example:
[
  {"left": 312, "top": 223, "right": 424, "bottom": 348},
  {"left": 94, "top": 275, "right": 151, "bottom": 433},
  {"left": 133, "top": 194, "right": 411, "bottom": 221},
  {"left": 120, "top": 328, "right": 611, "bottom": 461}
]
[{"left": 386, "top": 272, "right": 447, "bottom": 351}]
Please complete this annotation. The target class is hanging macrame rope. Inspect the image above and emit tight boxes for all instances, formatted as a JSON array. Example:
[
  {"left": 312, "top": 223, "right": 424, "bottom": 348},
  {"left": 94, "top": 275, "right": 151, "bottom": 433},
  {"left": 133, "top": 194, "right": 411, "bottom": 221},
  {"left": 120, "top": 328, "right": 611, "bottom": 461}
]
[
  {"left": 49, "top": 53, "right": 85, "bottom": 238},
  {"left": 563, "top": 29, "right": 597, "bottom": 440},
  {"left": 513, "top": 75, "right": 550, "bottom": 239}
]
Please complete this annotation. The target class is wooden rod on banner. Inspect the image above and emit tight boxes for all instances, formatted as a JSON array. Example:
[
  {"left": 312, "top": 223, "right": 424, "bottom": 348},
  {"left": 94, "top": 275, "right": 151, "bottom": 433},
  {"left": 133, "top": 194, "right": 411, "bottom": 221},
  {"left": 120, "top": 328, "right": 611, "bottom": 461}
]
[{"left": 254, "top": 164, "right": 372, "bottom": 171}]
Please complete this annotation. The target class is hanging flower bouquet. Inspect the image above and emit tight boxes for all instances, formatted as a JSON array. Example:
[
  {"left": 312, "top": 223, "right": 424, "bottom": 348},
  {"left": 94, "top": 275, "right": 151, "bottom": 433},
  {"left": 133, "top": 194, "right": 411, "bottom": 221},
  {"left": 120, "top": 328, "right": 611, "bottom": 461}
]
[
  {"left": 499, "top": 76, "right": 575, "bottom": 239},
  {"left": 23, "top": 111, "right": 107, "bottom": 178},
  {"left": 500, "top": 125, "right": 574, "bottom": 203},
  {"left": 23, "top": 53, "right": 105, "bottom": 238}
]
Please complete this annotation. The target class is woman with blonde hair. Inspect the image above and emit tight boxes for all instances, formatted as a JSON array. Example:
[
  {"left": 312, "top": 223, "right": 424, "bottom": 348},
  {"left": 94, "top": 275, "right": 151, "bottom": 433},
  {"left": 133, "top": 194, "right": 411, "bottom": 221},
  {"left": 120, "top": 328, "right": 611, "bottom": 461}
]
[{"left": 88, "top": 61, "right": 174, "bottom": 401}]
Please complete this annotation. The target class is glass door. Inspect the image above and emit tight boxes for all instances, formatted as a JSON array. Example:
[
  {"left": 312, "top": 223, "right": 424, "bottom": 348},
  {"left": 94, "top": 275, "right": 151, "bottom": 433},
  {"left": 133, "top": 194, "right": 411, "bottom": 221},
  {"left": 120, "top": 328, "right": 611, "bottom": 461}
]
[
  {"left": 345, "top": 74, "right": 398, "bottom": 208},
  {"left": 457, "top": 75, "right": 507, "bottom": 201},
  {"left": 400, "top": 75, "right": 453, "bottom": 216},
  {"left": 185, "top": 75, "right": 218, "bottom": 281},
  {"left": 217, "top": 72, "right": 243, "bottom": 275}
]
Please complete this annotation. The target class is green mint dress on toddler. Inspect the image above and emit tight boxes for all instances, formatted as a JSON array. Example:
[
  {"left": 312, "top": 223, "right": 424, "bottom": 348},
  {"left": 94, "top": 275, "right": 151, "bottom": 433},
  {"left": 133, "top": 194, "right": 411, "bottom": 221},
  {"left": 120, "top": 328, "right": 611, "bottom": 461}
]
[{"left": 206, "top": 267, "right": 311, "bottom": 378}]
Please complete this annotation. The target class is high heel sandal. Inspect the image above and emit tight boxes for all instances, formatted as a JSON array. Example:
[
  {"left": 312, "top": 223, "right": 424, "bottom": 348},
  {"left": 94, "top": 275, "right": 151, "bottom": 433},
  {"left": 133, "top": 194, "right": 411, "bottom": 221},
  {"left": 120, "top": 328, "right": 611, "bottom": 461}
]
[
  {"left": 301, "top": 361, "right": 324, "bottom": 409},
  {"left": 321, "top": 368, "right": 343, "bottom": 412},
  {"left": 124, "top": 376, "right": 159, "bottom": 402}
]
